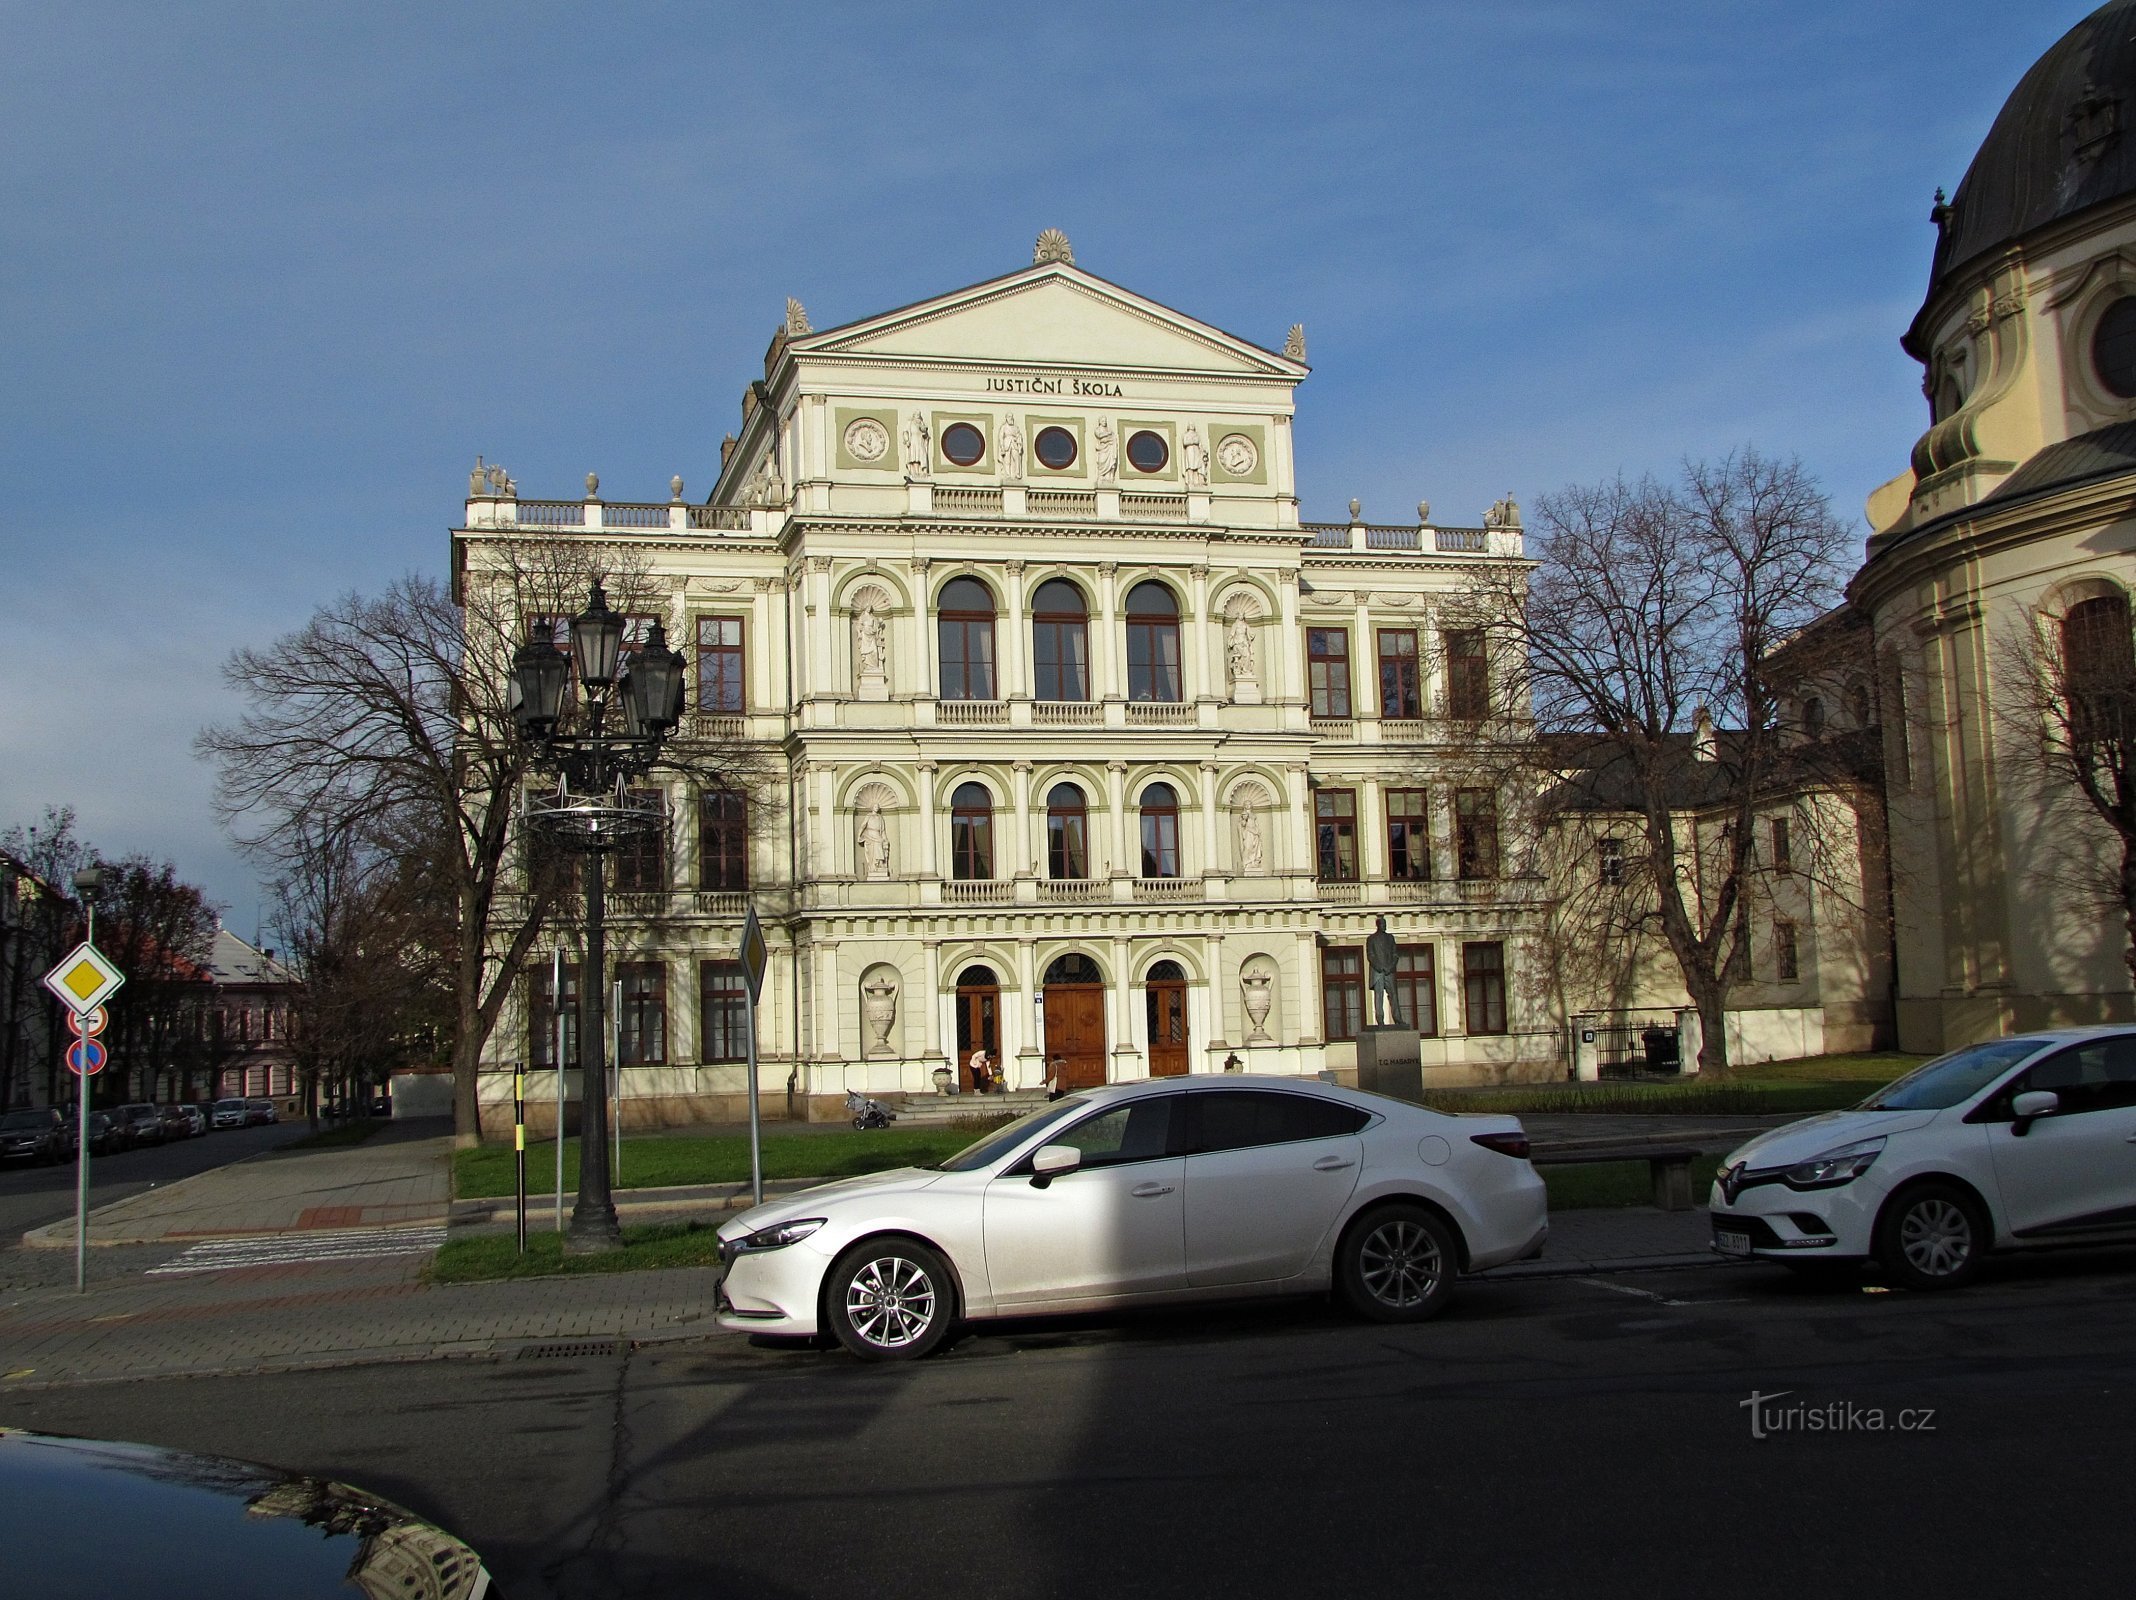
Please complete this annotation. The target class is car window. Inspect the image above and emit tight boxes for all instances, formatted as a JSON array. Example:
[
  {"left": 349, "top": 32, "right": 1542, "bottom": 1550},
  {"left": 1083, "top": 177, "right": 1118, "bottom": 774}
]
[
  {"left": 935, "top": 1100, "right": 1086, "bottom": 1172},
  {"left": 1189, "top": 1090, "right": 1371, "bottom": 1154},
  {"left": 1861, "top": 1039, "right": 2040, "bottom": 1110},
  {"left": 1050, "top": 1098, "right": 1179, "bottom": 1169},
  {"left": 2006, "top": 1036, "right": 2136, "bottom": 1116},
  {"left": 1, "top": 1111, "right": 46, "bottom": 1130}
]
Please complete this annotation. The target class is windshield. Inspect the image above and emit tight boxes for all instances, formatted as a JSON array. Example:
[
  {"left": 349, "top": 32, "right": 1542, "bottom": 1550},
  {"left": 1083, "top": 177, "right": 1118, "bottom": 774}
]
[
  {"left": 0, "top": 1110, "right": 47, "bottom": 1130},
  {"left": 1861, "top": 1038, "right": 2043, "bottom": 1110},
  {"left": 931, "top": 1100, "right": 1086, "bottom": 1172}
]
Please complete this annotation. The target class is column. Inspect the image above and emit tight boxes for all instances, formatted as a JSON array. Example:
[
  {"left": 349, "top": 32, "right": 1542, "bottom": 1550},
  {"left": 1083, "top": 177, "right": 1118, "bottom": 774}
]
[
  {"left": 1001, "top": 560, "right": 1027, "bottom": 702},
  {"left": 1096, "top": 561, "right": 1122, "bottom": 703},
  {"left": 1421, "top": 604, "right": 1443, "bottom": 721},
  {"left": 1187, "top": 564, "right": 1211, "bottom": 704},
  {"left": 921, "top": 939, "right": 943, "bottom": 1071},
  {"left": 1015, "top": 937, "right": 1040, "bottom": 1088},
  {"left": 756, "top": 577, "right": 785, "bottom": 731},
  {"left": 916, "top": 761, "right": 940, "bottom": 880},
  {"left": 815, "top": 939, "right": 840, "bottom": 1060},
  {"left": 1353, "top": 595, "right": 1376, "bottom": 724},
  {"left": 1204, "top": 931, "right": 1227, "bottom": 1052},
  {"left": 1361, "top": 774, "right": 1386, "bottom": 882},
  {"left": 1294, "top": 929, "right": 1321, "bottom": 1045},
  {"left": 909, "top": 559, "right": 934, "bottom": 699},
  {"left": 1284, "top": 764, "right": 1311, "bottom": 897},
  {"left": 1107, "top": 759, "right": 1130, "bottom": 880},
  {"left": 1110, "top": 932, "right": 1140, "bottom": 1078},
  {"left": 1010, "top": 759, "right": 1033, "bottom": 880},
  {"left": 1276, "top": 570, "right": 1302, "bottom": 707},
  {"left": 1198, "top": 760, "right": 1220, "bottom": 880},
  {"left": 806, "top": 555, "right": 834, "bottom": 704}
]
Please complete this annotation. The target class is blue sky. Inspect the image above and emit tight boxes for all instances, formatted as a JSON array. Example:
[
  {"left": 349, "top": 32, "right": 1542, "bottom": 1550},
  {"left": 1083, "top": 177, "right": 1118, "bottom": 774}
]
[{"left": 0, "top": 0, "right": 2095, "bottom": 920}]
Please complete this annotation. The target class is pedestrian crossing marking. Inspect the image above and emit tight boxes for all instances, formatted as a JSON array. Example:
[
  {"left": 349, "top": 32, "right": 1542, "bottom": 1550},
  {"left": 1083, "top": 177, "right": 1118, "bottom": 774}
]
[{"left": 147, "top": 1225, "right": 448, "bottom": 1274}]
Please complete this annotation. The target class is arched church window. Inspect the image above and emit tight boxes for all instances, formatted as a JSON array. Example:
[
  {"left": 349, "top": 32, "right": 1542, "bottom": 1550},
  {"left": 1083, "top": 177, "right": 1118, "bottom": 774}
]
[{"left": 2096, "top": 300, "right": 2136, "bottom": 399}]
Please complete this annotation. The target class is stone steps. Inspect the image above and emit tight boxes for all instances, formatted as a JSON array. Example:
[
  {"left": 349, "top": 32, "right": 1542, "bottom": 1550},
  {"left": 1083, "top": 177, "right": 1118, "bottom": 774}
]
[{"left": 882, "top": 1090, "right": 1049, "bottom": 1125}]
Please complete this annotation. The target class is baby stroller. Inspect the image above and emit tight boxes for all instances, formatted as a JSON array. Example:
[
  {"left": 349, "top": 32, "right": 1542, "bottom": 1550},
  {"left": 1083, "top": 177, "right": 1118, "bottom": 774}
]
[{"left": 846, "top": 1089, "right": 896, "bottom": 1130}]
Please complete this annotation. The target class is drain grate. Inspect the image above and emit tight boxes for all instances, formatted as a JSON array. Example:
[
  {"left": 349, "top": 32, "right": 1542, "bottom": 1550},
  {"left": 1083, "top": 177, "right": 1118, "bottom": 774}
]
[{"left": 515, "top": 1339, "right": 624, "bottom": 1361}]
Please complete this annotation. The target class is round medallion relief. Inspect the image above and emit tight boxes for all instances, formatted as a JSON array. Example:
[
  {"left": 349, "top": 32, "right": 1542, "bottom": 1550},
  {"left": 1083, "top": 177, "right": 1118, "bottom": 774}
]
[
  {"left": 843, "top": 417, "right": 890, "bottom": 463},
  {"left": 1215, "top": 433, "right": 1259, "bottom": 476}
]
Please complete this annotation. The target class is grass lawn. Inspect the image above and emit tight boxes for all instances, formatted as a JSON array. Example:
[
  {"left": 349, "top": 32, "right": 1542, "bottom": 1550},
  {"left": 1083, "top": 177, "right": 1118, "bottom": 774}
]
[
  {"left": 1419, "top": 1051, "right": 1926, "bottom": 1117},
  {"left": 425, "top": 1220, "right": 725, "bottom": 1283},
  {"left": 281, "top": 1119, "right": 389, "bottom": 1151},
  {"left": 454, "top": 1119, "right": 1015, "bottom": 1200}
]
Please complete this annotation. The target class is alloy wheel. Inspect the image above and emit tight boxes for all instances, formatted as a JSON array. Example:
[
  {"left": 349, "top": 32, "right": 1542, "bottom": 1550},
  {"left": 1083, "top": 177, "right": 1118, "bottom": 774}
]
[
  {"left": 1898, "top": 1197, "right": 1973, "bottom": 1280},
  {"left": 843, "top": 1254, "right": 938, "bottom": 1350},
  {"left": 1358, "top": 1219, "right": 1444, "bottom": 1309}
]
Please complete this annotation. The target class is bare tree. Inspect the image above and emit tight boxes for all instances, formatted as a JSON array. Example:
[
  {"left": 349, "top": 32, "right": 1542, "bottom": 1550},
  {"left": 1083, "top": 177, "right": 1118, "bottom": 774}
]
[
  {"left": 94, "top": 856, "right": 219, "bottom": 1103},
  {"left": 1464, "top": 451, "right": 1856, "bottom": 1072},
  {"left": 200, "top": 543, "right": 761, "bottom": 1145},
  {"left": 0, "top": 807, "right": 87, "bottom": 1106},
  {"left": 1993, "top": 590, "right": 2136, "bottom": 989}
]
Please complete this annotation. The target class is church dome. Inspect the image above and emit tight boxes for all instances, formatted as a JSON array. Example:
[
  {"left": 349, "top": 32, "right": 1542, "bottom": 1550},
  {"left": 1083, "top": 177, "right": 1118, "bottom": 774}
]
[{"left": 1918, "top": 2, "right": 2136, "bottom": 327}]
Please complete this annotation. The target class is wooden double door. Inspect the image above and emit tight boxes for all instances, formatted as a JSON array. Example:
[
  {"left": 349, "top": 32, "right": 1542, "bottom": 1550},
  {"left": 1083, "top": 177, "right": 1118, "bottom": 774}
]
[
  {"left": 1043, "top": 983, "right": 1108, "bottom": 1089},
  {"left": 1147, "top": 969, "right": 1189, "bottom": 1077}
]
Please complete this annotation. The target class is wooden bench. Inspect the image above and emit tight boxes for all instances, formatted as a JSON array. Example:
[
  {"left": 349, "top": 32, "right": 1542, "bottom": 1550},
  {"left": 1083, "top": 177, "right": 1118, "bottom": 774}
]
[{"left": 1529, "top": 1145, "right": 1706, "bottom": 1211}]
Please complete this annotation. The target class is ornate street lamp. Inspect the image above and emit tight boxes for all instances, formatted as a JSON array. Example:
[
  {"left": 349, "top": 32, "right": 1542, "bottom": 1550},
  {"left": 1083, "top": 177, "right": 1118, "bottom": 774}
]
[{"left": 510, "top": 582, "right": 687, "bottom": 1251}]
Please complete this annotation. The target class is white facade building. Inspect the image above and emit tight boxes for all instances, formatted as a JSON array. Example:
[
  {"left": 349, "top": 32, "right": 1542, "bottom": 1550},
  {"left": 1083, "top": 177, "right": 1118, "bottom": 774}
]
[{"left": 454, "top": 240, "right": 1551, "bottom": 1126}]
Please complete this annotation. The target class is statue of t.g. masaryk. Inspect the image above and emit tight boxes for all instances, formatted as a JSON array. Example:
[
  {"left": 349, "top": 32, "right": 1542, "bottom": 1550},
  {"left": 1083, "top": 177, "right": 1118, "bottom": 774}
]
[{"left": 1365, "top": 915, "right": 1401, "bottom": 1026}]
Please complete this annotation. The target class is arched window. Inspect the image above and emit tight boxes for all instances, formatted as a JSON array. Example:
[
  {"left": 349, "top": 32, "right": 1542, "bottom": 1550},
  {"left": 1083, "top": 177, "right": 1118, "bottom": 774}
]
[
  {"left": 1046, "top": 782, "right": 1088, "bottom": 880},
  {"left": 1847, "top": 682, "right": 1872, "bottom": 729},
  {"left": 1139, "top": 781, "right": 1181, "bottom": 878},
  {"left": 1802, "top": 697, "right": 1826, "bottom": 742},
  {"left": 950, "top": 781, "right": 993, "bottom": 880},
  {"left": 1125, "top": 581, "right": 1182, "bottom": 703},
  {"left": 1031, "top": 579, "right": 1090, "bottom": 703},
  {"left": 937, "top": 577, "right": 997, "bottom": 701},
  {"left": 2064, "top": 593, "right": 2136, "bottom": 746}
]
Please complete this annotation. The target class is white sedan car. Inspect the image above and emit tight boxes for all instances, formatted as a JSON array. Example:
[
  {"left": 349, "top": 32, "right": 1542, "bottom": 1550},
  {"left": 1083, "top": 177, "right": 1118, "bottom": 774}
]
[
  {"left": 1710, "top": 1025, "right": 2136, "bottom": 1288},
  {"left": 717, "top": 1075, "right": 1548, "bottom": 1360}
]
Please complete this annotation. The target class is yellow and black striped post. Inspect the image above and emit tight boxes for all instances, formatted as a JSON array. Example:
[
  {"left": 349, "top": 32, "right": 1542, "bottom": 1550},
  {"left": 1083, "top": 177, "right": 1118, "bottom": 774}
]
[{"left": 513, "top": 1070, "right": 527, "bottom": 1253}]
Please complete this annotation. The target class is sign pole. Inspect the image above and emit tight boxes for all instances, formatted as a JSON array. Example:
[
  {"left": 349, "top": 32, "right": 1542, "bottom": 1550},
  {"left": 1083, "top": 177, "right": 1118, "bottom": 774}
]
[
  {"left": 553, "top": 944, "right": 565, "bottom": 1235},
  {"left": 739, "top": 904, "right": 769, "bottom": 1207},
  {"left": 514, "top": 1069, "right": 527, "bottom": 1254},
  {"left": 611, "top": 978, "right": 622, "bottom": 1190},
  {"left": 76, "top": 899, "right": 91, "bottom": 1294}
]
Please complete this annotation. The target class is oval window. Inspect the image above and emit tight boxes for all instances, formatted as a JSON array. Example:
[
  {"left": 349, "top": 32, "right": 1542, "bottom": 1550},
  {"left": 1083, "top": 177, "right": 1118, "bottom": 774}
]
[
  {"left": 2096, "top": 299, "right": 2136, "bottom": 399},
  {"left": 941, "top": 422, "right": 987, "bottom": 466},
  {"left": 1034, "top": 426, "right": 1078, "bottom": 471},
  {"left": 1126, "top": 430, "right": 1170, "bottom": 473}
]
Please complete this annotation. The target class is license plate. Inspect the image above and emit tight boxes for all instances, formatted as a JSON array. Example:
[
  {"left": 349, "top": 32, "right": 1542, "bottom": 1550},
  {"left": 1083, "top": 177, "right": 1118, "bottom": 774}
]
[{"left": 1715, "top": 1230, "right": 1752, "bottom": 1257}]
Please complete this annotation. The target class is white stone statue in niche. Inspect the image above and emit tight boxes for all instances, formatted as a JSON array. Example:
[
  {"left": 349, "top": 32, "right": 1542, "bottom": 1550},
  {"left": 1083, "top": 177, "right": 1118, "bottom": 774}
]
[
  {"left": 850, "top": 586, "right": 891, "bottom": 700},
  {"left": 1092, "top": 416, "right": 1118, "bottom": 483},
  {"left": 901, "top": 411, "right": 930, "bottom": 480},
  {"left": 1236, "top": 800, "right": 1265, "bottom": 875},
  {"left": 997, "top": 416, "right": 1026, "bottom": 482},
  {"left": 1182, "top": 426, "right": 1208, "bottom": 489},
  {"left": 1223, "top": 596, "right": 1262, "bottom": 703},
  {"left": 857, "top": 800, "right": 892, "bottom": 880}
]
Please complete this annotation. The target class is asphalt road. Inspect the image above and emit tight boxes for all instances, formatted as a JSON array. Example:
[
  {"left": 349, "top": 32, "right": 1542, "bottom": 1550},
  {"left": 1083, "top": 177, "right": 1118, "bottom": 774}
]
[
  {"left": 0, "top": 1120, "right": 306, "bottom": 1242},
  {"left": 8, "top": 1246, "right": 2136, "bottom": 1599}
]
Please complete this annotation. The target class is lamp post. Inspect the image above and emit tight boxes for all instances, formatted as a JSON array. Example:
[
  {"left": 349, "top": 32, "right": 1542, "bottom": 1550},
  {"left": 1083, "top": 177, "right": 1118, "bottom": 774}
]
[{"left": 509, "top": 581, "right": 685, "bottom": 1252}]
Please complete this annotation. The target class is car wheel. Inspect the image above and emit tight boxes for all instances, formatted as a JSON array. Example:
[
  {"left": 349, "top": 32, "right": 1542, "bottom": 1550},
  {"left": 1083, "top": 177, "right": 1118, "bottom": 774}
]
[
  {"left": 1338, "top": 1204, "right": 1458, "bottom": 1324},
  {"left": 825, "top": 1238, "right": 955, "bottom": 1362},
  {"left": 1875, "top": 1182, "right": 1986, "bottom": 1291}
]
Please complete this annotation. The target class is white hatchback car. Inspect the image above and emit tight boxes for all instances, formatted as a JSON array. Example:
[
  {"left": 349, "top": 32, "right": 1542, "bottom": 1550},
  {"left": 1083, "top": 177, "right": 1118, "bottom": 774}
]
[
  {"left": 716, "top": 1075, "right": 1548, "bottom": 1360},
  {"left": 1710, "top": 1026, "right": 2136, "bottom": 1288}
]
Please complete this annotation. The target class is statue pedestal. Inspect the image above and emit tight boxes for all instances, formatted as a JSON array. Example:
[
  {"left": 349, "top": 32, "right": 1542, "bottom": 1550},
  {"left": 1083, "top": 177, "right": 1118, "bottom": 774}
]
[
  {"left": 1356, "top": 1026, "right": 1424, "bottom": 1104},
  {"left": 857, "top": 670, "right": 888, "bottom": 703},
  {"left": 1230, "top": 679, "right": 1262, "bottom": 705}
]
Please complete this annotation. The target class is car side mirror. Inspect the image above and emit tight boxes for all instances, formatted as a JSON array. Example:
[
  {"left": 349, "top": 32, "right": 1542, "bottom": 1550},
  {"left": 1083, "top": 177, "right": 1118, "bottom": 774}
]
[
  {"left": 1030, "top": 1144, "right": 1082, "bottom": 1188},
  {"left": 2010, "top": 1089, "right": 2059, "bottom": 1135}
]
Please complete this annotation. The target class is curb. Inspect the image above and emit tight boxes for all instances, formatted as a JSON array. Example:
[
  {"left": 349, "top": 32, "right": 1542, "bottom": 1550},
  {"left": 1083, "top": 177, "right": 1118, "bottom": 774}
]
[{"left": 1477, "top": 1251, "right": 1743, "bottom": 1280}]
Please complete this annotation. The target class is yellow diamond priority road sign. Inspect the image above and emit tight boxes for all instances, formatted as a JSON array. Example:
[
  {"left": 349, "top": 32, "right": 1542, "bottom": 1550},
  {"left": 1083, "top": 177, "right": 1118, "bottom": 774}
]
[
  {"left": 738, "top": 906, "right": 768, "bottom": 1004},
  {"left": 44, "top": 942, "right": 124, "bottom": 1015}
]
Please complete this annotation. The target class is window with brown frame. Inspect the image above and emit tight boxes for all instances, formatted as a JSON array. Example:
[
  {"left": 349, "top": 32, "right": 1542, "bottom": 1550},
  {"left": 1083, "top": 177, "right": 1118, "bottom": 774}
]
[
  {"left": 1315, "top": 788, "right": 1358, "bottom": 882},
  {"left": 2064, "top": 593, "right": 2136, "bottom": 746},
  {"left": 1455, "top": 788, "right": 1499, "bottom": 880},
  {"left": 1775, "top": 921, "right": 1800, "bottom": 983},
  {"left": 1461, "top": 942, "right": 1507, "bottom": 1035},
  {"left": 699, "top": 790, "right": 748, "bottom": 890},
  {"left": 529, "top": 962, "right": 581, "bottom": 1069},
  {"left": 1308, "top": 627, "right": 1352, "bottom": 718},
  {"left": 1125, "top": 582, "right": 1182, "bottom": 703},
  {"left": 1139, "top": 782, "right": 1181, "bottom": 878},
  {"left": 525, "top": 823, "right": 577, "bottom": 900},
  {"left": 697, "top": 616, "right": 745, "bottom": 713},
  {"left": 1446, "top": 628, "right": 1489, "bottom": 719},
  {"left": 617, "top": 962, "right": 667, "bottom": 1065},
  {"left": 951, "top": 782, "right": 993, "bottom": 880},
  {"left": 1031, "top": 578, "right": 1090, "bottom": 702},
  {"left": 1378, "top": 628, "right": 1421, "bottom": 719},
  {"left": 611, "top": 790, "right": 667, "bottom": 893},
  {"left": 699, "top": 961, "right": 750, "bottom": 1063},
  {"left": 1769, "top": 816, "right": 1793, "bottom": 875},
  {"left": 1046, "top": 782, "right": 1088, "bottom": 879},
  {"left": 1598, "top": 835, "right": 1626, "bottom": 886},
  {"left": 1394, "top": 944, "right": 1438, "bottom": 1035},
  {"left": 938, "top": 577, "right": 998, "bottom": 701},
  {"left": 1386, "top": 788, "right": 1431, "bottom": 881},
  {"left": 1321, "top": 946, "right": 1364, "bottom": 1042}
]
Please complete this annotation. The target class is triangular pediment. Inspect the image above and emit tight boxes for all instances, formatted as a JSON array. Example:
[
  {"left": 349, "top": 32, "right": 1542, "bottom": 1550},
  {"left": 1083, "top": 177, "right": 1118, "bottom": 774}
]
[{"left": 794, "top": 263, "right": 1305, "bottom": 379}]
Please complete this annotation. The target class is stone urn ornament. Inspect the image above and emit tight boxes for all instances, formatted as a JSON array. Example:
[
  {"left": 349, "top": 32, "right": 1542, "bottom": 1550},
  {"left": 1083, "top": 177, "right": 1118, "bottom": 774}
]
[
  {"left": 861, "top": 973, "right": 899, "bottom": 1058},
  {"left": 1241, "top": 965, "right": 1275, "bottom": 1042}
]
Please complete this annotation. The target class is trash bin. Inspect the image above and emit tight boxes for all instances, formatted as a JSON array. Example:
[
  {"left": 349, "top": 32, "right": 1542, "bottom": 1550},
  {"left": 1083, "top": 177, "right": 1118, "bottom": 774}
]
[{"left": 1640, "top": 1025, "right": 1680, "bottom": 1072}]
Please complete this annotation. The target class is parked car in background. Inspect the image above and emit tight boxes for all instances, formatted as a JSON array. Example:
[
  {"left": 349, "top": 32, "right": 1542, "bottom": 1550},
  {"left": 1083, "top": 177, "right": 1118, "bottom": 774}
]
[
  {"left": 718, "top": 1075, "right": 1549, "bottom": 1360},
  {"left": 245, "top": 1098, "right": 279, "bottom": 1126},
  {"left": 114, "top": 1103, "right": 165, "bottom": 1148},
  {"left": 211, "top": 1098, "right": 250, "bottom": 1130},
  {"left": 0, "top": 1108, "right": 73, "bottom": 1166},
  {"left": 187, "top": 1103, "right": 214, "bottom": 1135},
  {"left": 1710, "top": 1025, "right": 2136, "bottom": 1289},
  {"left": 81, "top": 1109, "right": 125, "bottom": 1156},
  {"left": 156, "top": 1105, "right": 192, "bottom": 1142}
]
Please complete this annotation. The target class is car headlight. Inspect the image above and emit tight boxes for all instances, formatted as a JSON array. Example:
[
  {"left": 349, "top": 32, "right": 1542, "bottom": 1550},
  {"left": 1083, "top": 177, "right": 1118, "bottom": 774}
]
[
  {"left": 1782, "top": 1137, "right": 1885, "bottom": 1190},
  {"left": 732, "top": 1217, "right": 826, "bottom": 1254}
]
